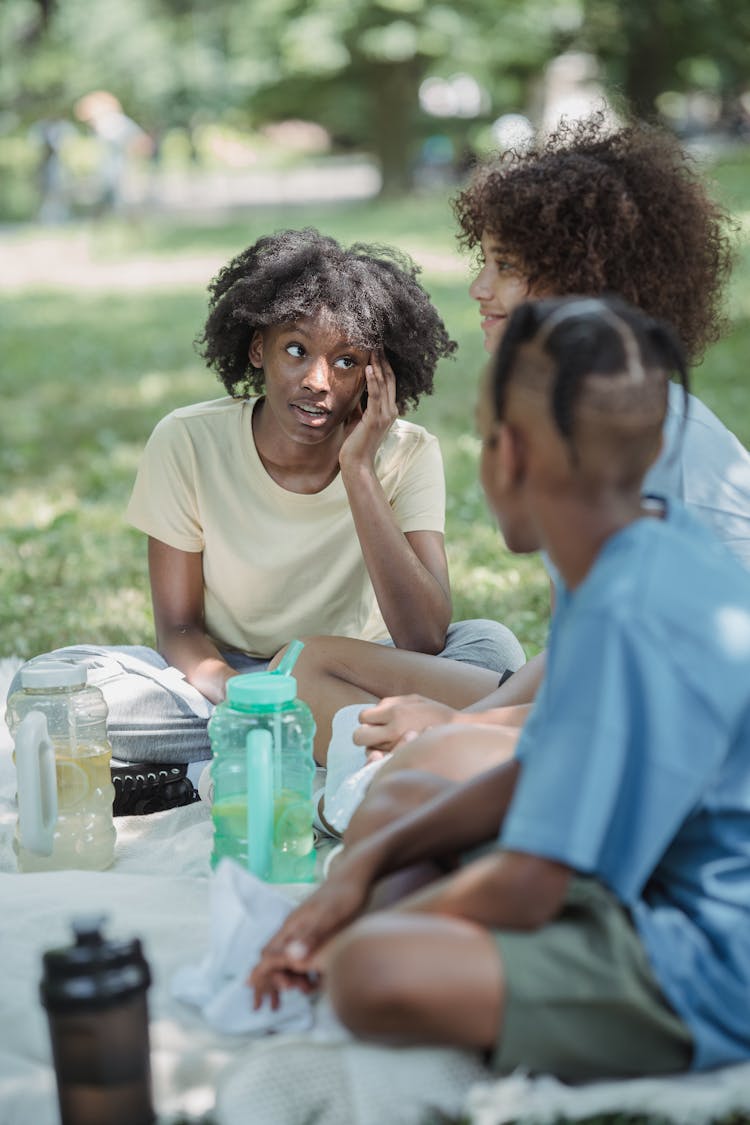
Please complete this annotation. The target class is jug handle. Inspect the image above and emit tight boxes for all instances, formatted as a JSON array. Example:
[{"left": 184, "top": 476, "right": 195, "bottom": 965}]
[
  {"left": 246, "top": 729, "right": 274, "bottom": 880},
  {"left": 16, "top": 711, "right": 57, "bottom": 856}
]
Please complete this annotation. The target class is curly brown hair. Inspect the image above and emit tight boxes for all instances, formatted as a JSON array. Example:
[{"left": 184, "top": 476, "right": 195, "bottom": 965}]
[
  {"left": 453, "top": 115, "right": 735, "bottom": 363},
  {"left": 197, "top": 228, "right": 456, "bottom": 413}
]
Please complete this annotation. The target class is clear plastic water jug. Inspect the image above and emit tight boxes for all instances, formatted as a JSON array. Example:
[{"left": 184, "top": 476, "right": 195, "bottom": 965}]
[
  {"left": 6, "top": 660, "right": 116, "bottom": 872},
  {"left": 208, "top": 671, "right": 316, "bottom": 883}
]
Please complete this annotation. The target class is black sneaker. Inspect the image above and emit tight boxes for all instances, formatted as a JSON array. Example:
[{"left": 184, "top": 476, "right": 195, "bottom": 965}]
[{"left": 111, "top": 762, "right": 200, "bottom": 817}]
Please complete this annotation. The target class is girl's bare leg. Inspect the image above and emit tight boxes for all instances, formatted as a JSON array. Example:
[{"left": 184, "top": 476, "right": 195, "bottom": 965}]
[
  {"left": 326, "top": 911, "right": 504, "bottom": 1051},
  {"left": 344, "top": 768, "right": 454, "bottom": 850},
  {"left": 340, "top": 726, "right": 518, "bottom": 868},
  {"left": 374, "top": 723, "right": 521, "bottom": 785},
  {"left": 270, "top": 636, "right": 500, "bottom": 762},
  {"left": 336, "top": 769, "right": 456, "bottom": 898}
]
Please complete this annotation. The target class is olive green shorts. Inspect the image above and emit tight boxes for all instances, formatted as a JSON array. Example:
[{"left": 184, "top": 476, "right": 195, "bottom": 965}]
[{"left": 491, "top": 876, "right": 693, "bottom": 1082}]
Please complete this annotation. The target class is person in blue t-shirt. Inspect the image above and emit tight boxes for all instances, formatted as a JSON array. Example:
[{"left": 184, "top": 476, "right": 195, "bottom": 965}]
[{"left": 251, "top": 295, "right": 750, "bottom": 1079}]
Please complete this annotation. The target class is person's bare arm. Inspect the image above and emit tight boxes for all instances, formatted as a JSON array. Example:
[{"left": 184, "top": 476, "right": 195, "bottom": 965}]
[
  {"left": 340, "top": 352, "right": 451, "bottom": 654},
  {"left": 251, "top": 756, "right": 521, "bottom": 1005},
  {"left": 148, "top": 537, "right": 236, "bottom": 703},
  {"left": 393, "top": 848, "right": 570, "bottom": 931},
  {"left": 463, "top": 650, "right": 546, "bottom": 711},
  {"left": 353, "top": 655, "right": 545, "bottom": 753}
]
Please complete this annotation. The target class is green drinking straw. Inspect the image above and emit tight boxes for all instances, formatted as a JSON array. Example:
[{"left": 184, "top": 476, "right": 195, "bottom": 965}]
[
  {"left": 274, "top": 639, "right": 304, "bottom": 677},
  {"left": 269, "top": 639, "right": 304, "bottom": 842},
  {"left": 246, "top": 728, "right": 273, "bottom": 880}
]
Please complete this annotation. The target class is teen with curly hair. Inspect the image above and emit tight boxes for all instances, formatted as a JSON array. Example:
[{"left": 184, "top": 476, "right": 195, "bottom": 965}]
[
  {"left": 252, "top": 296, "right": 750, "bottom": 1079},
  {"left": 281, "top": 116, "right": 750, "bottom": 821},
  {"left": 12, "top": 229, "right": 524, "bottom": 773},
  {"left": 454, "top": 116, "right": 731, "bottom": 364}
]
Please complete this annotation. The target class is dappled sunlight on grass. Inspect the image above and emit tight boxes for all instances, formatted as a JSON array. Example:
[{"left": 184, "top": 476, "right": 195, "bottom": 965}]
[
  {"left": 449, "top": 542, "right": 550, "bottom": 656},
  {"left": 134, "top": 370, "right": 186, "bottom": 404},
  {"left": 0, "top": 514, "right": 152, "bottom": 658},
  {"left": 0, "top": 486, "right": 81, "bottom": 529}
]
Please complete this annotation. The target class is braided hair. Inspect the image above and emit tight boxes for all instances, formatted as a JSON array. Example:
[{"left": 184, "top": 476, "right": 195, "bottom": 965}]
[{"left": 492, "top": 296, "right": 689, "bottom": 474}]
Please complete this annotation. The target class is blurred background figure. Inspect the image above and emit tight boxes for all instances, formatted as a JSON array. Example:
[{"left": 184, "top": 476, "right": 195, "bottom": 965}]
[
  {"left": 30, "top": 116, "right": 75, "bottom": 224},
  {"left": 73, "top": 91, "right": 153, "bottom": 216},
  {"left": 415, "top": 133, "right": 456, "bottom": 189}
]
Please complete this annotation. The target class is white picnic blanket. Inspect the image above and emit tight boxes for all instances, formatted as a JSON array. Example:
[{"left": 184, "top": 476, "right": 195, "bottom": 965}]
[{"left": 2, "top": 657, "right": 749, "bottom": 1125}]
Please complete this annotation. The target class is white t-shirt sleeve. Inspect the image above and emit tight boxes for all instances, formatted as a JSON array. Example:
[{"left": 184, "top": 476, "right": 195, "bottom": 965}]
[{"left": 126, "top": 413, "right": 204, "bottom": 552}]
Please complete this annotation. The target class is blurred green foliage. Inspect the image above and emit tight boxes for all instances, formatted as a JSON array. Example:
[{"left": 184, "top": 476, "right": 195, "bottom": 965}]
[
  {"left": 0, "top": 0, "right": 559, "bottom": 197},
  {"left": 581, "top": 0, "right": 750, "bottom": 117},
  {"left": 3, "top": 0, "right": 750, "bottom": 200}
]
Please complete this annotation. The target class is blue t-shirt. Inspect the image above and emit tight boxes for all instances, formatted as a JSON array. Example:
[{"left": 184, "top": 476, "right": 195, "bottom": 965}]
[{"left": 502, "top": 504, "right": 750, "bottom": 1069}]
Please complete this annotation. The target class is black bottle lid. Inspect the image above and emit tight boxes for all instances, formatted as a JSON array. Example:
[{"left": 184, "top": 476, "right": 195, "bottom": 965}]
[{"left": 40, "top": 915, "right": 151, "bottom": 1013}]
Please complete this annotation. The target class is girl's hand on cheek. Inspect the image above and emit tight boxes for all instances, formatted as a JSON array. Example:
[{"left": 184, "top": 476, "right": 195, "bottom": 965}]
[{"left": 340, "top": 350, "right": 398, "bottom": 470}]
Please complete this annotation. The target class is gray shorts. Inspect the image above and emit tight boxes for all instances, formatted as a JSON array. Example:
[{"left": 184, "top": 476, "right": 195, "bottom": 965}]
[{"left": 492, "top": 876, "right": 693, "bottom": 1082}]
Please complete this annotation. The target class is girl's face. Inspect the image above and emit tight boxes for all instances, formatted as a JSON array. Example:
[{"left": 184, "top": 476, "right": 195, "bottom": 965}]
[
  {"left": 249, "top": 312, "right": 370, "bottom": 445},
  {"left": 469, "top": 231, "right": 532, "bottom": 355}
]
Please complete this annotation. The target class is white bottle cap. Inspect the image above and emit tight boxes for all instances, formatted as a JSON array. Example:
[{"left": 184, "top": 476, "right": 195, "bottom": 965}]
[{"left": 20, "top": 661, "right": 87, "bottom": 689}]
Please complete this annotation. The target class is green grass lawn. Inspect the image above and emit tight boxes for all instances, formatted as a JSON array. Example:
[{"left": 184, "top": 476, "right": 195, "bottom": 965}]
[{"left": 1, "top": 152, "right": 749, "bottom": 661}]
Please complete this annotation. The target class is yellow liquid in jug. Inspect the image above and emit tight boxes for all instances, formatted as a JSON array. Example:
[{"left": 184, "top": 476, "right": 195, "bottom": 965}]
[
  {"left": 212, "top": 788, "right": 315, "bottom": 857},
  {"left": 272, "top": 789, "right": 315, "bottom": 856},
  {"left": 16, "top": 742, "right": 116, "bottom": 873}
]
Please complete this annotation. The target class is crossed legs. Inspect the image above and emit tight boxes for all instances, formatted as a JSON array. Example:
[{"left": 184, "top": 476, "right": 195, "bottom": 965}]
[
  {"left": 326, "top": 910, "right": 504, "bottom": 1051},
  {"left": 342, "top": 725, "right": 522, "bottom": 854},
  {"left": 270, "top": 636, "right": 502, "bottom": 762},
  {"left": 316, "top": 761, "right": 505, "bottom": 1052}
]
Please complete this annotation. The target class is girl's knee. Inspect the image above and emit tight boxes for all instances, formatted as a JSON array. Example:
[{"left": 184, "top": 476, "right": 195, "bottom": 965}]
[
  {"left": 269, "top": 638, "right": 311, "bottom": 673},
  {"left": 442, "top": 619, "right": 526, "bottom": 675},
  {"left": 270, "top": 634, "right": 340, "bottom": 682}
]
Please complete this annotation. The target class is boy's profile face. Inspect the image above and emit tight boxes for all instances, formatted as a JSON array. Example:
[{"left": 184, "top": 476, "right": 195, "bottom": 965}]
[{"left": 469, "top": 231, "right": 532, "bottom": 355}]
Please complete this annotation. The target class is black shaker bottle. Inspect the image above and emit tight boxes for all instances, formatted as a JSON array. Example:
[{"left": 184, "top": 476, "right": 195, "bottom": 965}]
[{"left": 40, "top": 915, "right": 155, "bottom": 1125}]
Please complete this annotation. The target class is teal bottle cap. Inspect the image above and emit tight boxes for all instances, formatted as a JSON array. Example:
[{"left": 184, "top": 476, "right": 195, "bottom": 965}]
[{"left": 226, "top": 672, "right": 297, "bottom": 709}]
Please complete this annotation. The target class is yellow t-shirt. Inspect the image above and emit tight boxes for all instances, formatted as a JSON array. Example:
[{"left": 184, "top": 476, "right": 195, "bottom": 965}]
[{"left": 126, "top": 396, "right": 446, "bottom": 658}]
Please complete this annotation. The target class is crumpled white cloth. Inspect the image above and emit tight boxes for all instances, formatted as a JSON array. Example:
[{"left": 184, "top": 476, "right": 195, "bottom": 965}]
[
  {"left": 171, "top": 858, "right": 314, "bottom": 1035},
  {"left": 321, "top": 704, "right": 386, "bottom": 834}
]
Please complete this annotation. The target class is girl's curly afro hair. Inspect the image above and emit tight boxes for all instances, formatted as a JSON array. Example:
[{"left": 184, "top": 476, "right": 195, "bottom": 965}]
[
  {"left": 453, "top": 114, "right": 735, "bottom": 364},
  {"left": 197, "top": 228, "right": 456, "bottom": 412}
]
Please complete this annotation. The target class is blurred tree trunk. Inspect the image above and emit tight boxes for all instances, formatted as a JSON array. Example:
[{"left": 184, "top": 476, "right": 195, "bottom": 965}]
[
  {"left": 618, "top": 7, "right": 672, "bottom": 118},
  {"left": 363, "top": 58, "right": 423, "bottom": 198},
  {"left": 17, "top": 0, "right": 56, "bottom": 43}
]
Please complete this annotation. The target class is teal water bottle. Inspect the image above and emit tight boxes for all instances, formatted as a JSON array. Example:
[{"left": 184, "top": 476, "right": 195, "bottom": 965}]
[{"left": 207, "top": 668, "right": 317, "bottom": 883}]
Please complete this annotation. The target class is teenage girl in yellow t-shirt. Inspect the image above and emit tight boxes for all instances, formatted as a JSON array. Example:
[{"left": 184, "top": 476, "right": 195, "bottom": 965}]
[{"left": 12, "top": 229, "right": 524, "bottom": 780}]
